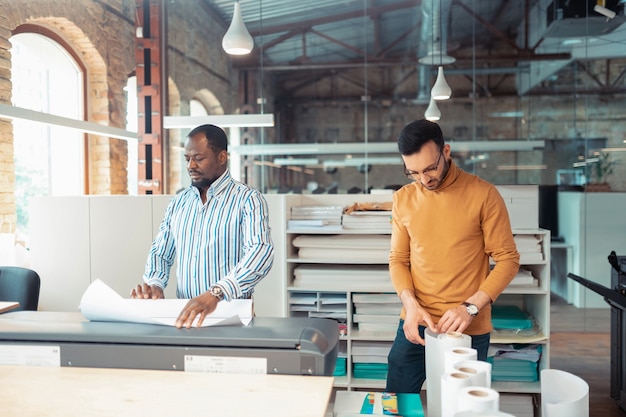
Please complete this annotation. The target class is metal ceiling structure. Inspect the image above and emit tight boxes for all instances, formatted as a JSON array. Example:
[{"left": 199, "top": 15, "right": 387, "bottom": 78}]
[{"left": 200, "top": 0, "right": 626, "bottom": 103}]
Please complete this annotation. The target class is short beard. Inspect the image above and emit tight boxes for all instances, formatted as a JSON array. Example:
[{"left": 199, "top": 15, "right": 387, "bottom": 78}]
[{"left": 192, "top": 177, "right": 213, "bottom": 190}]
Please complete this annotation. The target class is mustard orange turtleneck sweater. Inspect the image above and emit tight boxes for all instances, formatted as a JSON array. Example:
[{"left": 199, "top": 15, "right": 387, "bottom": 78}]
[{"left": 388, "top": 160, "right": 520, "bottom": 335}]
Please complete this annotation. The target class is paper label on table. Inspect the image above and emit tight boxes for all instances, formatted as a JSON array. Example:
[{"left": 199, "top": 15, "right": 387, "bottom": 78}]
[
  {"left": 79, "top": 279, "right": 253, "bottom": 327},
  {"left": 0, "top": 344, "right": 61, "bottom": 366},
  {"left": 184, "top": 355, "right": 267, "bottom": 374}
]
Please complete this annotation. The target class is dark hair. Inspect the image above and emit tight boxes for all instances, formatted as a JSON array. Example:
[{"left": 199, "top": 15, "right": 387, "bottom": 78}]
[
  {"left": 188, "top": 124, "right": 228, "bottom": 152},
  {"left": 397, "top": 119, "right": 444, "bottom": 156}
]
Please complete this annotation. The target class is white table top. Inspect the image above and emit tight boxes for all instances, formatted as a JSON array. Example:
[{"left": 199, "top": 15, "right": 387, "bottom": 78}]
[
  {"left": 0, "top": 301, "right": 19, "bottom": 314},
  {"left": 0, "top": 365, "right": 334, "bottom": 417}
]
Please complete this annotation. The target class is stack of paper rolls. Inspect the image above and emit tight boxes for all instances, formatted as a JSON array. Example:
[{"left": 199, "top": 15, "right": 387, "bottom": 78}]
[{"left": 425, "top": 329, "right": 472, "bottom": 417}]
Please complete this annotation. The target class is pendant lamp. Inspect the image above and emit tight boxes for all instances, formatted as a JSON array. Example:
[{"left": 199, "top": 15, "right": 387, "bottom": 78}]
[
  {"left": 430, "top": 0, "right": 452, "bottom": 100},
  {"left": 431, "top": 66, "right": 451, "bottom": 100},
  {"left": 222, "top": 0, "right": 254, "bottom": 55},
  {"left": 424, "top": 98, "right": 441, "bottom": 121}
]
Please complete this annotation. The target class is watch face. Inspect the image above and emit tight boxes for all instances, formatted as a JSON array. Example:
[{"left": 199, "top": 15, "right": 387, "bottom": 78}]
[
  {"left": 210, "top": 286, "right": 224, "bottom": 300},
  {"left": 463, "top": 302, "right": 478, "bottom": 316}
]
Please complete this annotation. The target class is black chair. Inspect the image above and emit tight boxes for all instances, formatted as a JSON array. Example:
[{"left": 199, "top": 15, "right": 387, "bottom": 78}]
[{"left": 0, "top": 266, "right": 41, "bottom": 311}]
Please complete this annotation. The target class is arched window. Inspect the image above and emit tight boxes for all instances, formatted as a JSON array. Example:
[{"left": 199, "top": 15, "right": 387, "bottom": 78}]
[{"left": 11, "top": 32, "right": 84, "bottom": 233}]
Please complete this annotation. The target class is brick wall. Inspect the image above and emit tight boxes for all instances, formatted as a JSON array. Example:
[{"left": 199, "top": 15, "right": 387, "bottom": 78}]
[{"left": 0, "top": 0, "right": 238, "bottom": 225}]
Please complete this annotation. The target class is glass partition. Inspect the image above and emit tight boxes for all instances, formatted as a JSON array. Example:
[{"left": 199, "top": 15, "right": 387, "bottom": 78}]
[{"left": 164, "top": 1, "right": 626, "bottom": 317}]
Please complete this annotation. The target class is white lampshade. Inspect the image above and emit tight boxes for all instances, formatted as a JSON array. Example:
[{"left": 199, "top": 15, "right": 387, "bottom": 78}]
[
  {"left": 424, "top": 98, "right": 441, "bottom": 121},
  {"left": 222, "top": 1, "right": 254, "bottom": 55},
  {"left": 431, "top": 66, "right": 452, "bottom": 100}
]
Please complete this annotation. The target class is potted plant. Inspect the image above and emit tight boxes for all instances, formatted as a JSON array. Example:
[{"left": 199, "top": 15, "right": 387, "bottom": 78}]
[{"left": 585, "top": 152, "right": 615, "bottom": 192}]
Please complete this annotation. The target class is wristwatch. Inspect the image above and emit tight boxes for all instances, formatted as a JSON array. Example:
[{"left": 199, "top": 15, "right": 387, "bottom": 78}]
[
  {"left": 462, "top": 302, "right": 479, "bottom": 317},
  {"left": 209, "top": 285, "right": 224, "bottom": 301}
]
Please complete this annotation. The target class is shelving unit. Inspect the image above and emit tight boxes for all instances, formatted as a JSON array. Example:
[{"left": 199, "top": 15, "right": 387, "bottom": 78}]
[{"left": 273, "top": 190, "right": 549, "bottom": 399}]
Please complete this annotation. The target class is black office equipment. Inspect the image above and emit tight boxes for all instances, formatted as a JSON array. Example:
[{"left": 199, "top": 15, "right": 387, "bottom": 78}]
[{"left": 568, "top": 252, "right": 626, "bottom": 411}]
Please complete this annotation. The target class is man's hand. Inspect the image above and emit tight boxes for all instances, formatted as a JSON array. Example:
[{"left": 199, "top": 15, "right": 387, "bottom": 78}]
[
  {"left": 130, "top": 283, "right": 164, "bottom": 299},
  {"left": 175, "top": 292, "right": 220, "bottom": 329},
  {"left": 437, "top": 304, "right": 473, "bottom": 334},
  {"left": 403, "top": 307, "right": 436, "bottom": 345},
  {"left": 399, "top": 289, "right": 436, "bottom": 345}
]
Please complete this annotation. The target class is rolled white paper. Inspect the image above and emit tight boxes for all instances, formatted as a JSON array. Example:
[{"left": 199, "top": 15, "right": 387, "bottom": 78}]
[
  {"left": 456, "top": 386, "right": 500, "bottom": 414},
  {"left": 453, "top": 359, "right": 492, "bottom": 388},
  {"left": 425, "top": 329, "right": 472, "bottom": 417},
  {"left": 455, "top": 411, "right": 516, "bottom": 417},
  {"left": 441, "top": 372, "right": 472, "bottom": 417},
  {"left": 541, "top": 369, "right": 589, "bottom": 417},
  {"left": 443, "top": 346, "right": 477, "bottom": 374}
]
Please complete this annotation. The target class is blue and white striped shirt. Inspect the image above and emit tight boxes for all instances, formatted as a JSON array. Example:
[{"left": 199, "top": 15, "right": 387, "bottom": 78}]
[{"left": 143, "top": 170, "right": 274, "bottom": 300}]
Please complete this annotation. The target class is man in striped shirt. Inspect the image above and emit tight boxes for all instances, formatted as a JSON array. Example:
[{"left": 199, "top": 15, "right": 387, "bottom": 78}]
[{"left": 131, "top": 124, "right": 275, "bottom": 328}]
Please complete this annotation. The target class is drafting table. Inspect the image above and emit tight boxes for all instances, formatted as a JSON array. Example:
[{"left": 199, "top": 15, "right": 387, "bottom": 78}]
[{"left": 0, "top": 365, "right": 334, "bottom": 417}]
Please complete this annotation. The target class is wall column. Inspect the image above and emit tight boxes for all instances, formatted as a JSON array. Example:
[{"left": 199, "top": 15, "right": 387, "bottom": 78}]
[{"left": 135, "top": 0, "right": 164, "bottom": 194}]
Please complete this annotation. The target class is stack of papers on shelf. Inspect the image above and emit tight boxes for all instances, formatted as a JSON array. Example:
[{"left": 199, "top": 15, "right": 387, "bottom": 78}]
[
  {"left": 342, "top": 211, "right": 392, "bottom": 233},
  {"left": 352, "top": 292, "right": 401, "bottom": 332},
  {"left": 352, "top": 342, "right": 391, "bottom": 380},
  {"left": 334, "top": 357, "right": 347, "bottom": 376},
  {"left": 487, "top": 344, "right": 541, "bottom": 382},
  {"left": 514, "top": 234, "right": 544, "bottom": 263},
  {"left": 352, "top": 363, "right": 388, "bottom": 380},
  {"left": 293, "top": 234, "right": 390, "bottom": 262},
  {"left": 508, "top": 268, "right": 538, "bottom": 287},
  {"left": 293, "top": 265, "right": 391, "bottom": 289},
  {"left": 289, "top": 205, "right": 343, "bottom": 231},
  {"left": 289, "top": 292, "right": 347, "bottom": 320},
  {"left": 491, "top": 305, "right": 534, "bottom": 330},
  {"left": 352, "top": 341, "right": 392, "bottom": 364}
]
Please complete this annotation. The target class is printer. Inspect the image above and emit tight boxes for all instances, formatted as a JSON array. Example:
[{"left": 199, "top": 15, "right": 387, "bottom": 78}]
[{"left": 0, "top": 311, "right": 339, "bottom": 376}]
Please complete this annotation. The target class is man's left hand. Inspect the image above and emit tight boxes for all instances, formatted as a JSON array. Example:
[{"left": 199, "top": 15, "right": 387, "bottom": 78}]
[
  {"left": 437, "top": 305, "right": 473, "bottom": 334},
  {"left": 175, "top": 292, "right": 220, "bottom": 329}
]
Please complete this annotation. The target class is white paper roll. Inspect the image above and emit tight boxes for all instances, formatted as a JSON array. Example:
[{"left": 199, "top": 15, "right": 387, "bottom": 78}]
[
  {"left": 444, "top": 346, "right": 477, "bottom": 374},
  {"left": 425, "top": 329, "right": 472, "bottom": 417},
  {"left": 453, "top": 359, "right": 492, "bottom": 388},
  {"left": 455, "top": 411, "right": 516, "bottom": 417},
  {"left": 441, "top": 372, "right": 472, "bottom": 417},
  {"left": 541, "top": 369, "right": 589, "bottom": 417},
  {"left": 456, "top": 386, "right": 500, "bottom": 414}
]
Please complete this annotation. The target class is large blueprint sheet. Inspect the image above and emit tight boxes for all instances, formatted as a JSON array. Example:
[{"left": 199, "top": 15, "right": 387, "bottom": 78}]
[{"left": 79, "top": 279, "right": 252, "bottom": 327}]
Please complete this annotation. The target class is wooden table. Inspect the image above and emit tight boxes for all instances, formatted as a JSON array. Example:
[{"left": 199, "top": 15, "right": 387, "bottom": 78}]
[
  {"left": 0, "top": 365, "right": 334, "bottom": 417},
  {"left": 0, "top": 301, "right": 19, "bottom": 313}
]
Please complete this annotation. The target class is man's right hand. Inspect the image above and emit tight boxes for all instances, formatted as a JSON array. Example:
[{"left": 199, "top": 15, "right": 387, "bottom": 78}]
[
  {"left": 130, "top": 283, "right": 164, "bottom": 299},
  {"left": 399, "top": 289, "right": 436, "bottom": 345}
]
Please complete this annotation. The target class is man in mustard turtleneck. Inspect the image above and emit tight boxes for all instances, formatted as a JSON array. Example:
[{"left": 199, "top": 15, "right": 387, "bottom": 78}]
[{"left": 385, "top": 119, "right": 520, "bottom": 393}]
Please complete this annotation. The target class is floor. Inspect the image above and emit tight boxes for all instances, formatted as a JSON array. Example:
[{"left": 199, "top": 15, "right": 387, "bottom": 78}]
[{"left": 549, "top": 294, "right": 624, "bottom": 417}]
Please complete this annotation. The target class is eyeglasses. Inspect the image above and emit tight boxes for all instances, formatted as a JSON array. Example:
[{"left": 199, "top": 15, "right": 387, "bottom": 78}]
[{"left": 403, "top": 151, "right": 443, "bottom": 180}]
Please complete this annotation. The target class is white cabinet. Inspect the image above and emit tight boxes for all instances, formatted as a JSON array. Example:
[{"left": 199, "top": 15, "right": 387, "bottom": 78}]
[
  {"left": 275, "top": 191, "right": 550, "bottom": 396},
  {"left": 29, "top": 195, "right": 177, "bottom": 311}
]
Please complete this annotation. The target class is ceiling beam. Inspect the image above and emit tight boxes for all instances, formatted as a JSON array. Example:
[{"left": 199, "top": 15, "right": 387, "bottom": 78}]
[
  {"left": 247, "top": 1, "right": 420, "bottom": 37},
  {"left": 236, "top": 51, "right": 571, "bottom": 72}
]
